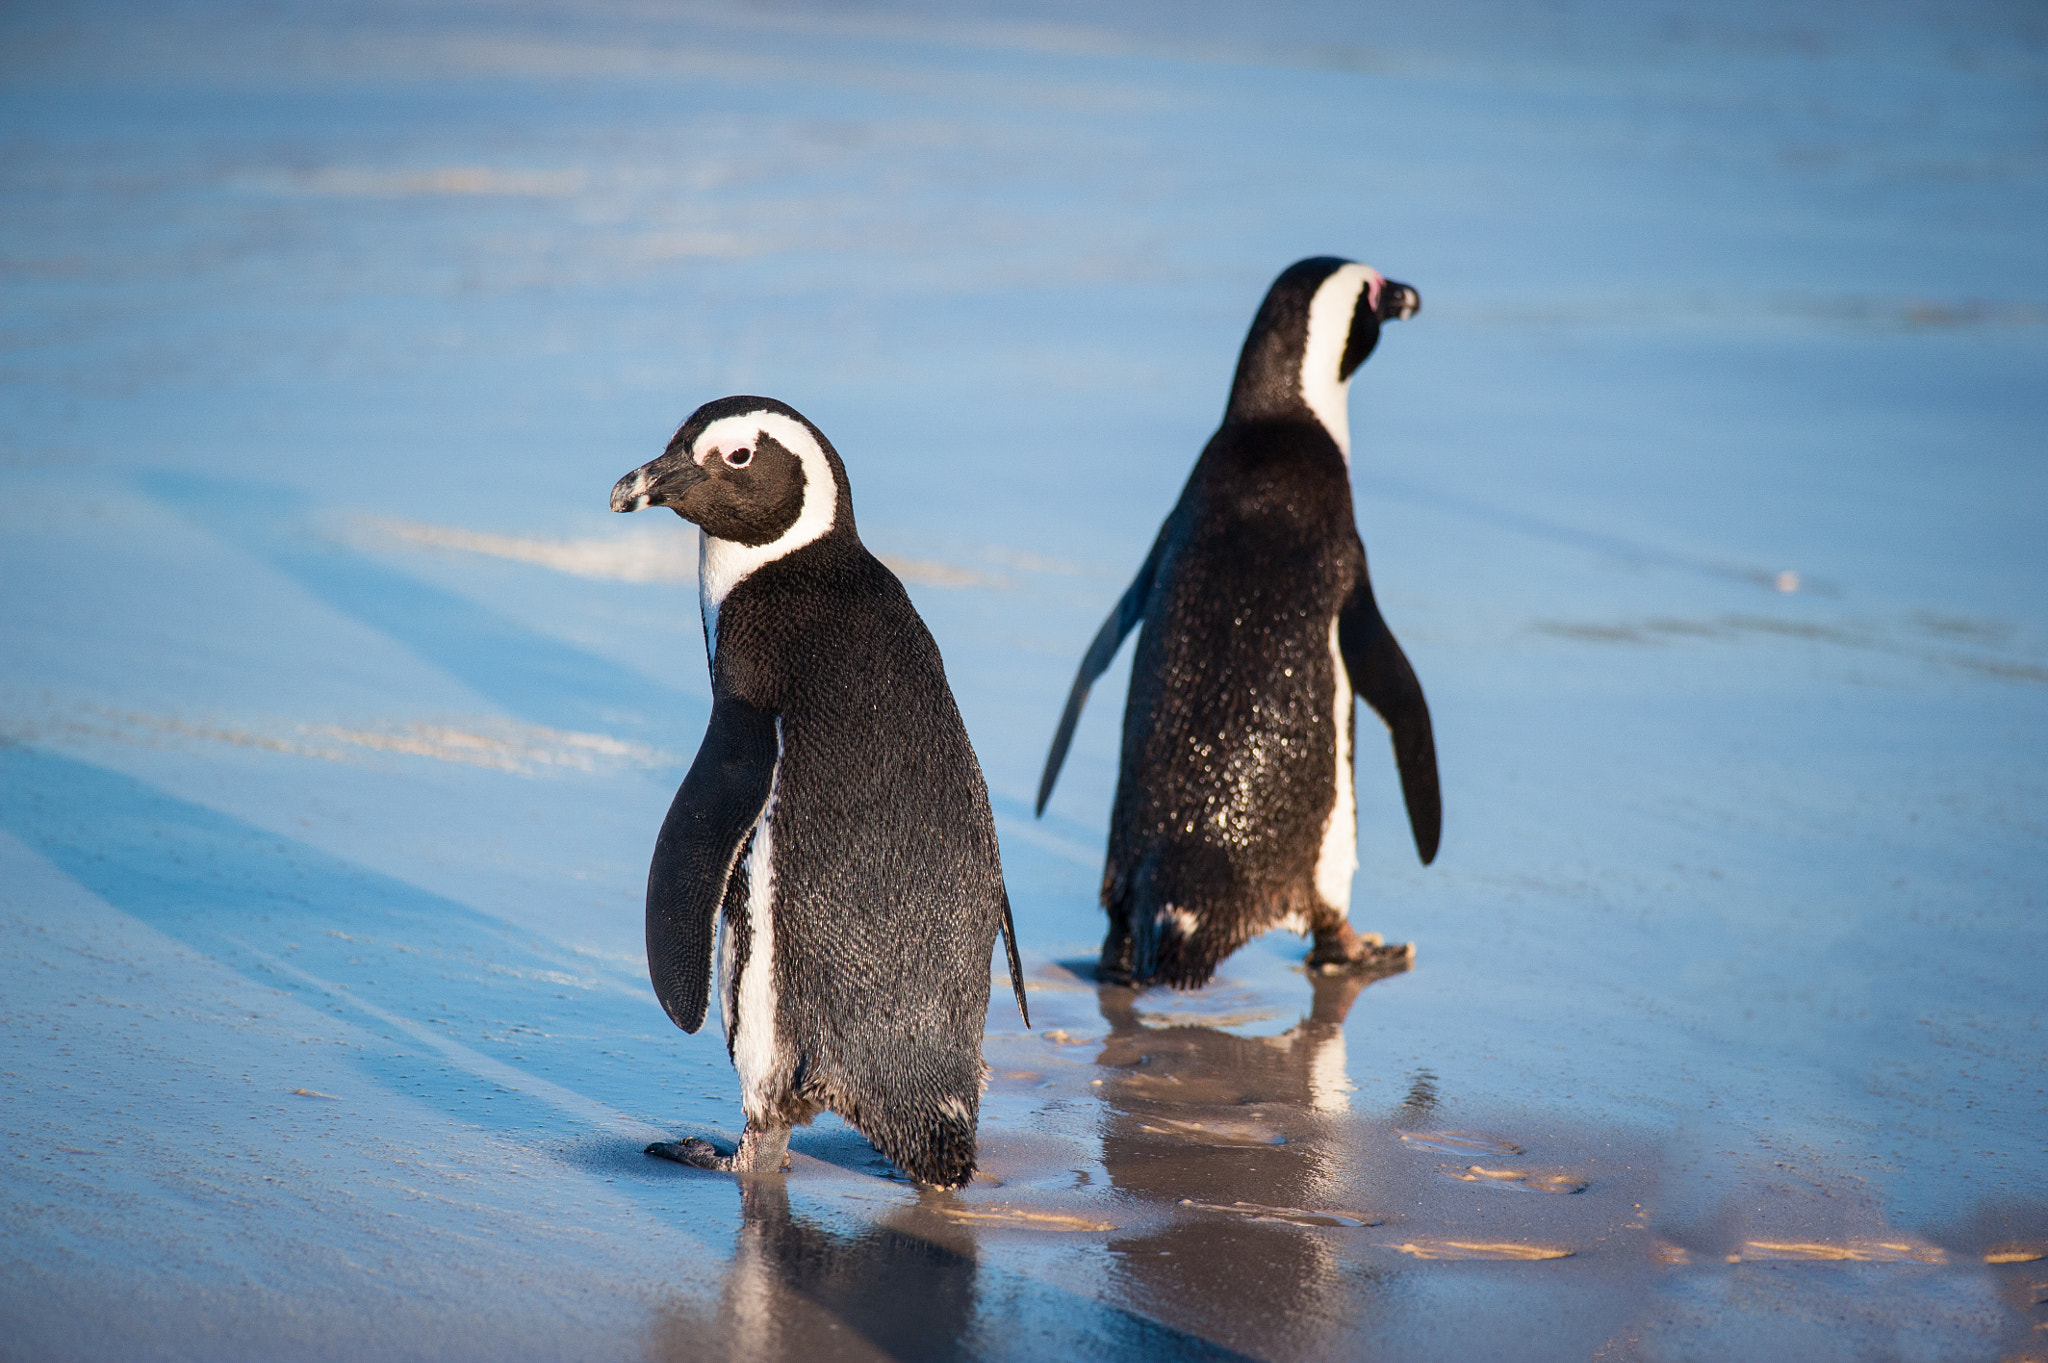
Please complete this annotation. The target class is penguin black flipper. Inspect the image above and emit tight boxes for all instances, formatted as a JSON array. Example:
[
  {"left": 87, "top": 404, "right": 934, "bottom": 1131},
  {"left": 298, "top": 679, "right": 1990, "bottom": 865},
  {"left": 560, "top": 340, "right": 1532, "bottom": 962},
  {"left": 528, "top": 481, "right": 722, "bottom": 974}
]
[
  {"left": 997, "top": 887, "right": 1030, "bottom": 1028},
  {"left": 1338, "top": 562, "right": 1442, "bottom": 865},
  {"left": 646, "top": 693, "right": 779, "bottom": 1034},
  {"left": 1035, "top": 532, "right": 1168, "bottom": 815}
]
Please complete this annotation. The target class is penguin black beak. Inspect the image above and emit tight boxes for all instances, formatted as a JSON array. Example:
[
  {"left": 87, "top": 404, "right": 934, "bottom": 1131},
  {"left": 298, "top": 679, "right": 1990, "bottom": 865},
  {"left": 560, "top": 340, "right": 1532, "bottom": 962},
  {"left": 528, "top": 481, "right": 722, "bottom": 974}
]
[
  {"left": 611, "top": 450, "right": 707, "bottom": 514},
  {"left": 1377, "top": 281, "right": 1421, "bottom": 322}
]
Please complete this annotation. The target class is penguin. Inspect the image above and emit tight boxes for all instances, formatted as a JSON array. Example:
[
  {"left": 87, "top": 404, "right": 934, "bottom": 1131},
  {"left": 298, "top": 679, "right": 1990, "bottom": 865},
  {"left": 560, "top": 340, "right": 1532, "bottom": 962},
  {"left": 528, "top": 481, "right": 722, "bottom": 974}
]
[
  {"left": 611, "top": 395, "right": 1029, "bottom": 1188},
  {"left": 1035, "top": 257, "right": 1441, "bottom": 990}
]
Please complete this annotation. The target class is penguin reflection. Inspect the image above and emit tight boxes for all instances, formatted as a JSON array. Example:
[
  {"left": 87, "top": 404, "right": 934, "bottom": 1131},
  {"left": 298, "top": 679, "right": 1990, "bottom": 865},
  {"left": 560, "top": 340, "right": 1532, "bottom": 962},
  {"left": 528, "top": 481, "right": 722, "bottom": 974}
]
[
  {"left": 649, "top": 1179, "right": 977, "bottom": 1363},
  {"left": 1091, "top": 967, "right": 1398, "bottom": 1358}
]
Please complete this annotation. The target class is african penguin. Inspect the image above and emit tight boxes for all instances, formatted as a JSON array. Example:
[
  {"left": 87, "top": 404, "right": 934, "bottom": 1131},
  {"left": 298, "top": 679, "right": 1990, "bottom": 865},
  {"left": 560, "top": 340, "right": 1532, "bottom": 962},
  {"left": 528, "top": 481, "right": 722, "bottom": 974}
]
[
  {"left": 1035, "top": 258, "right": 1441, "bottom": 990},
  {"left": 611, "top": 395, "right": 1029, "bottom": 1188}
]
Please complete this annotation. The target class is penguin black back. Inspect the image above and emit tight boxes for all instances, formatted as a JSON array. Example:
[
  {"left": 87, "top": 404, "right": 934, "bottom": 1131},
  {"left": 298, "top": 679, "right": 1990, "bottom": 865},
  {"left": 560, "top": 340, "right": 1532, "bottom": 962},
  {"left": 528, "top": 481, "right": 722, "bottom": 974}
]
[{"left": 1036, "top": 260, "right": 1439, "bottom": 989}]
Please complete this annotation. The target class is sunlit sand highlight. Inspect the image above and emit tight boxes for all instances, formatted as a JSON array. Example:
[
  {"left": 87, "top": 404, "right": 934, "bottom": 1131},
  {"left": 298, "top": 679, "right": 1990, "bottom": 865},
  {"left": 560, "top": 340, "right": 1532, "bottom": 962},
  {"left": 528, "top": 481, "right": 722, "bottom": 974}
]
[
  {"left": 1390, "top": 1240, "right": 1575, "bottom": 1261},
  {"left": 1137, "top": 1117, "right": 1285, "bottom": 1146},
  {"left": 353, "top": 513, "right": 1011, "bottom": 588},
  {"left": 934, "top": 1206, "right": 1117, "bottom": 1232},
  {"left": 1732, "top": 1240, "right": 1947, "bottom": 1264},
  {"left": 1177, "top": 1199, "right": 1383, "bottom": 1228},
  {"left": 1398, "top": 1131, "right": 1524, "bottom": 1156},
  {"left": 11, "top": 704, "right": 673, "bottom": 776},
  {"left": 1135, "top": 1008, "right": 1282, "bottom": 1030},
  {"left": 353, "top": 514, "right": 694, "bottom": 582},
  {"left": 1441, "top": 1165, "right": 1589, "bottom": 1194}
]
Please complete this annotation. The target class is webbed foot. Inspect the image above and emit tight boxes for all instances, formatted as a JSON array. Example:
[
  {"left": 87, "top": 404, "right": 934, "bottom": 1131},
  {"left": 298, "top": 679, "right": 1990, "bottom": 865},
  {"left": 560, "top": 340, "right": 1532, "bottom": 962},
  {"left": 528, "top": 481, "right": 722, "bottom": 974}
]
[
  {"left": 646, "top": 1137, "right": 733, "bottom": 1171},
  {"left": 1307, "top": 922, "right": 1416, "bottom": 977},
  {"left": 645, "top": 1123, "right": 791, "bottom": 1173},
  {"left": 1094, "top": 922, "right": 1136, "bottom": 986}
]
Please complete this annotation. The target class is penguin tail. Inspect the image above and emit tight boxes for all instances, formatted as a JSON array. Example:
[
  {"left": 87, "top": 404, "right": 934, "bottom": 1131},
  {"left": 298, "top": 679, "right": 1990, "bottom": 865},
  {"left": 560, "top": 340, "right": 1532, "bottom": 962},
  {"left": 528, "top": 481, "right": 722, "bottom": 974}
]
[
  {"left": 1110, "top": 849, "right": 1245, "bottom": 990},
  {"left": 1130, "top": 907, "right": 1226, "bottom": 991},
  {"left": 837, "top": 1078, "right": 981, "bottom": 1190},
  {"left": 883, "top": 1106, "right": 979, "bottom": 1190}
]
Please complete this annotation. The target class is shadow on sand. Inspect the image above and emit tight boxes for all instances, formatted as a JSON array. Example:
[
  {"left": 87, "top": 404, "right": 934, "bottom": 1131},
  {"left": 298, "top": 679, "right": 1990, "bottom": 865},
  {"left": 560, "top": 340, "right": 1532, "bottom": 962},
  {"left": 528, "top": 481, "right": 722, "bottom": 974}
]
[
  {"left": 0, "top": 743, "right": 667, "bottom": 1139},
  {"left": 141, "top": 470, "right": 699, "bottom": 740}
]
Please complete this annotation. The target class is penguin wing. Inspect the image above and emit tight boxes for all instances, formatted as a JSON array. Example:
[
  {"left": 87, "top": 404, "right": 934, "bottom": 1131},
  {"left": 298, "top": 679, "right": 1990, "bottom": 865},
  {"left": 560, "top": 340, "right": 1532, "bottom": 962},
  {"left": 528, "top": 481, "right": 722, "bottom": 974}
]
[
  {"left": 998, "top": 886, "right": 1030, "bottom": 1029},
  {"left": 646, "top": 694, "right": 779, "bottom": 1033},
  {"left": 1034, "top": 532, "right": 1166, "bottom": 815},
  {"left": 1338, "top": 564, "right": 1442, "bottom": 864}
]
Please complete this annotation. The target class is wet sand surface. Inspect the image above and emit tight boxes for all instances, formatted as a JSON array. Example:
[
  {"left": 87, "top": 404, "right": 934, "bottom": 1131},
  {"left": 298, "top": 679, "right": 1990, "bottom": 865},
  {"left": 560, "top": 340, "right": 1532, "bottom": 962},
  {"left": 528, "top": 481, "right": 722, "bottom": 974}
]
[{"left": 2, "top": 1, "right": 2045, "bottom": 1359}]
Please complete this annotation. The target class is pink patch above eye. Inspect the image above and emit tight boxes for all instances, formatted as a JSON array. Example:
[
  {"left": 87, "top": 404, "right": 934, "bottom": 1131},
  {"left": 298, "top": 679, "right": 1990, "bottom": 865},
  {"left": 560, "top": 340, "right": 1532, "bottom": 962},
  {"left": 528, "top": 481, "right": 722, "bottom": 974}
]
[{"left": 1362, "top": 269, "right": 1384, "bottom": 314}]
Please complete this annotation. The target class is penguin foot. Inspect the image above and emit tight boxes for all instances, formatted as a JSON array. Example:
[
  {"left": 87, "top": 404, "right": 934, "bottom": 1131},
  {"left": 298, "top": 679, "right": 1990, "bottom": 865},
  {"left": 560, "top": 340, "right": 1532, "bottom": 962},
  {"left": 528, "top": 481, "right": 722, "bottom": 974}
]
[
  {"left": 1093, "top": 959, "right": 1136, "bottom": 987},
  {"left": 644, "top": 1124, "right": 792, "bottom": 1174},
  {"left": 645, "top": 1137, "right": 735, "bottom": 1171},
  {"left": 1307, "top": 923, "right": 1416, "bottom": 977},
  {"left": 1093, "top": 924, "right": 1136, "bottom": 986}
]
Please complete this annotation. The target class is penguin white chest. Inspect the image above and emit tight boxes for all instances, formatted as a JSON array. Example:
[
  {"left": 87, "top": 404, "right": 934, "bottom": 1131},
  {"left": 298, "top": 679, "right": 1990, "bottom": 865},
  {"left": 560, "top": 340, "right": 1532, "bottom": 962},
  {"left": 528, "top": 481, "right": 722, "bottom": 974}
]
[
  {"left": 1313, "top": 613, "right": 1359, "bottom": 911},
  {"left": 717, "top": 717, "right": 786, "bottom": 1120}
]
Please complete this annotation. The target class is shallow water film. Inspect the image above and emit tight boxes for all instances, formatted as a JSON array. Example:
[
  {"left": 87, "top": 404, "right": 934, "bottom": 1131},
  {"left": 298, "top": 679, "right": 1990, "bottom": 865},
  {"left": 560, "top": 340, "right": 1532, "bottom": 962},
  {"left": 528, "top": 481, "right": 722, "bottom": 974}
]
[{"left": 2, "top": 1, "right": 2044, "bottom": 1359}]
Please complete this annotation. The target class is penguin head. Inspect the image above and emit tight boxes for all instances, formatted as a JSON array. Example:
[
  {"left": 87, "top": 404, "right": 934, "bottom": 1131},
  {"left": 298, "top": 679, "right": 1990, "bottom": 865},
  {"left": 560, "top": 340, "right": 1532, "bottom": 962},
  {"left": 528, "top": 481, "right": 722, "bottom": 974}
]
[
  {"left": 610, "top": 396, "right": 852, "bottom": 552},
  {"left": 1225, "top": 257, "right": 1420, "bottom": 459}
]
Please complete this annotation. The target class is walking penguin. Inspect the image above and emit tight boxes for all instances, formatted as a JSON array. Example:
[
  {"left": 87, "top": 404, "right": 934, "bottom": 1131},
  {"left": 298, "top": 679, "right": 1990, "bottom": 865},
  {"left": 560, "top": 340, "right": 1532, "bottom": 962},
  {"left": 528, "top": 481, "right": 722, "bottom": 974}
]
[
  {"left": 612, "top": 395, "right": 1029, "bottom": 1188},
  {"left": 1035, "top": 258, "right": 1441, "bottom": 989}
]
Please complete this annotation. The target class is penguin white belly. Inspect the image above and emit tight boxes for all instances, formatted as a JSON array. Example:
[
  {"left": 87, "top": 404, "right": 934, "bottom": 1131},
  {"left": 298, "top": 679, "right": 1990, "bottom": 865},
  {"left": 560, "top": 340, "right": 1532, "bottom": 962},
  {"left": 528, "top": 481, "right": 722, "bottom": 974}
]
[
  {"left": 719, "top": 718, "right": 786, "bottom": 1121},
  {"left": 1312, "top": 614, "right": 1358, "bottom": 913}
]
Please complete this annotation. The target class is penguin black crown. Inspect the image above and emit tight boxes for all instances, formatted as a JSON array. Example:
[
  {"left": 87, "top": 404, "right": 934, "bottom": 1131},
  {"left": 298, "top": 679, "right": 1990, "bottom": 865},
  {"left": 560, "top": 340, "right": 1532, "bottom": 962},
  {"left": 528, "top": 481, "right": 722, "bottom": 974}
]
[
  {"left": 1036, "top": 258, "right": 1441, "bottom": 990},
  {"left": 612, "top": 395, "right": 1028, "bottom": 1188}
]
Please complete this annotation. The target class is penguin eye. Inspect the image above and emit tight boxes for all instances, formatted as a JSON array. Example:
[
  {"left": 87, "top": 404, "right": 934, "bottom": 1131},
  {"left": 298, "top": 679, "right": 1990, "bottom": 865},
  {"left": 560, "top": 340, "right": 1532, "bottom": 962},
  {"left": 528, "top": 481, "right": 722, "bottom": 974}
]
[{"left": 723, "top": 446, "right": 753, "bottom": 469}]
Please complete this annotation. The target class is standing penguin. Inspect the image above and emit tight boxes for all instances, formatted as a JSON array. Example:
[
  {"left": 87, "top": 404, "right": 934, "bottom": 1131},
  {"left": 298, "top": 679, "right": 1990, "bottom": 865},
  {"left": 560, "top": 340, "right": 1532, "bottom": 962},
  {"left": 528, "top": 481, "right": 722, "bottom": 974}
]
[
  {"left": 1036, "top": 258, "right": 1440, "bottom": 989},
  {"left": 612, "top": 395, "right": 1028, "bottom": 1188}
]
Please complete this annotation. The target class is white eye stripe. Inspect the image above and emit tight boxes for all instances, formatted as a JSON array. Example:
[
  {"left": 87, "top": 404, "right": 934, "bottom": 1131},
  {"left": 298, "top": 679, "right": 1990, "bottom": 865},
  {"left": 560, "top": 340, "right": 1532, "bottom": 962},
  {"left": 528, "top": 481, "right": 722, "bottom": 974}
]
[
  {"left": 1299, "top": 262, "right": 1383, "bottom": 462},
  {"left": 693, "top": 410, "right": 841, "bottom": 656}
]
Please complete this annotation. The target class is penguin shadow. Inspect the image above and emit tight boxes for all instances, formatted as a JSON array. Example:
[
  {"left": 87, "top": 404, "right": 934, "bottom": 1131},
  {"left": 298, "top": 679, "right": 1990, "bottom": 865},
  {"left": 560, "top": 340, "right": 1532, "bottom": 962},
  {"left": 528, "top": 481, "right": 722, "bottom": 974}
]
[
  {"left": 139, "top": 470, "right": 695, "bottom": 739},
  {"left": 1083, "top": 964, "right": 1403, "bottom": 1357}
]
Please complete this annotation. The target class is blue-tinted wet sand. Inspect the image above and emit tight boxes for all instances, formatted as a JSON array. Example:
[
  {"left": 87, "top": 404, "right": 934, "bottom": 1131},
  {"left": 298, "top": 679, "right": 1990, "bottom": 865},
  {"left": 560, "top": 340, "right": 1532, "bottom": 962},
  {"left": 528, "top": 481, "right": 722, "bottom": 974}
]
[{"left": 2, "top": 1, "right": 2043, "bottom": 1358}]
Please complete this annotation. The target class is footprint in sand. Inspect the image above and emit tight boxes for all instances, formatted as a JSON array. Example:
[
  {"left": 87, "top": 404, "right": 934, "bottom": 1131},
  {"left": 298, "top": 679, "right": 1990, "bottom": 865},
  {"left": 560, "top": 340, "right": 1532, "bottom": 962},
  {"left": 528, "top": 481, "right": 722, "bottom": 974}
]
[
  {"left": 1137, "top": 1116, "right": 1285, "bottom": 1146},
  {"left": 1178, "top": 1199, "right": 1383, "bottom": 1229},
  {"left": 1440, "top": 1165, "right": 1588, "bottom": 1195},
  {"left": 1397, "top": 1130, "right": 1523, "bottom": 1156},
  {"left": 1388, "top": 1239, "right": 1574, "bottom": 1261}
]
